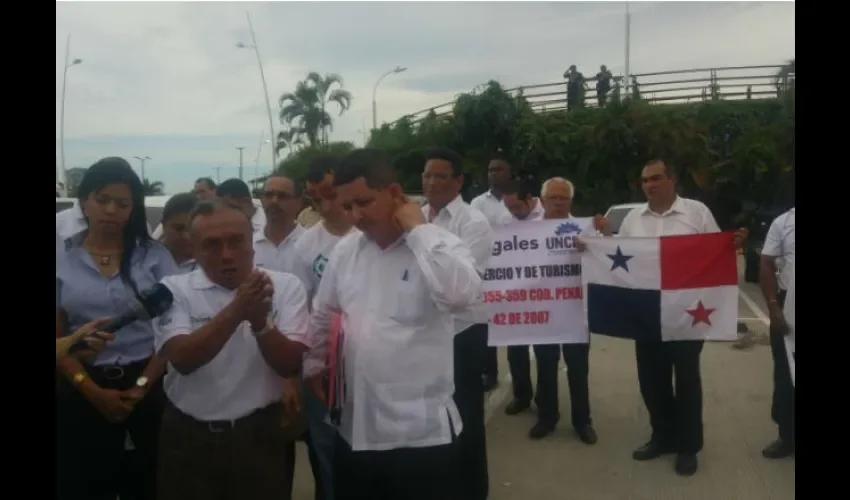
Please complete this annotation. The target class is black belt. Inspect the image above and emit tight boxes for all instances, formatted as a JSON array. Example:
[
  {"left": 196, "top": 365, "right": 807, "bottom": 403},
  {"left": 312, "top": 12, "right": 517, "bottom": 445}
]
[{"left": 165, "top": 400, "right": 281, "bottom": 434}]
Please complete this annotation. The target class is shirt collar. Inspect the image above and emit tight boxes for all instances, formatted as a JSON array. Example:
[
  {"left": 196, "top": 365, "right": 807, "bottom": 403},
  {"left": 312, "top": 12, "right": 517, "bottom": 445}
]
[
  {"left": 254, "top": 223, "right": 304, "bottom": 244},
  {"left": 424, "top": 195, "right": 464, "bottom": 221},
  {"left": 640, "top": 196, "right": 687, "bottom": 217}
]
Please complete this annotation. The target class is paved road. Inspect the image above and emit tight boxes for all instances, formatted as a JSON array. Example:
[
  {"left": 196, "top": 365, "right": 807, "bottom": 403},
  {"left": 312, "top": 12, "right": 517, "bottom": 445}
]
[{"left": 290, "top": 280, "right": 794, "bottom": 500}]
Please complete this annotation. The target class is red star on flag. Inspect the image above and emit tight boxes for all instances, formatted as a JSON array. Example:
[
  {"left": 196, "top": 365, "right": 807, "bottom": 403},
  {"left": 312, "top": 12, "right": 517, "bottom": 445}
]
[{"left": 686, "top": 300, "right": 716, "bottom": 327}]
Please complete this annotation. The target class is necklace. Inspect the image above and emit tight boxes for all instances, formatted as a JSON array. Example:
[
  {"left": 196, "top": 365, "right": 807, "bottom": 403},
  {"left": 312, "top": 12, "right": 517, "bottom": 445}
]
[{"left": 86, "top": 250, "right": 117, "bottom": 267}]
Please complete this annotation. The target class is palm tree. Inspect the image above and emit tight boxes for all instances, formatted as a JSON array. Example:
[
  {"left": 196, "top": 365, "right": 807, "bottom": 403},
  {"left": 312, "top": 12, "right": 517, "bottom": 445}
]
[
  {"left": 279, "top": 72, "right": 353, "bottom": 146},
  {"left": 276, "top": 127, "right": 305, "bottom": 158},
  {"left": 142, "top": 178, "right": 165, "bottom": 196}
]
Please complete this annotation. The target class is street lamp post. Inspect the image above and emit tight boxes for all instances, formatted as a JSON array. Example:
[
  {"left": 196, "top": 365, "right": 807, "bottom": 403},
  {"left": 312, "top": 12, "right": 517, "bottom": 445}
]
[
  {"left": 236, "top": 147, "right": 246, "bottom": 180},
  {"left": 59, "top": 34, "right": 82, "bottom": 197},
  {"left": 372, "top": 66, "right": 407, "bottom": 131},
  {"left": 133, "top": 156, "right": 151, "bottom": 181},
  {"left": 237, "top": 12, "right": 277, "bottom": 173}
]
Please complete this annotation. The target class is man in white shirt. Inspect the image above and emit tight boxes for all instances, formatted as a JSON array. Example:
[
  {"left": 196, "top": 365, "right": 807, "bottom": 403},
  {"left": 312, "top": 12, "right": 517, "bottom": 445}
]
[
  {"left": 153, "top": 199, "right": 310, "bottom": 500},
  {"left": 597, "top": 159, "right": 748, "bottom": 476},
  {"left": 254, "top": 174, "right": 305, "bottom": 273},
  {"left": 470, "top": 154, "right": 513, "bottom": 391},
  {"left": 304, "top": 148, "right": 482, "bottom": 500},
  {"left": 421, "top": 147, "right": 494, "bottom": 500},
  {"left": 497, "top": 179, "right": 547, "bottom": 419},
  {"left": 521, "top": 177, "right": 603, "bottom": 443},
  {"left": 291, "top": 156, "right": 357, "bottom": 500},
  {"left": 758, "top": 206, "right": 795, "bottom": 459},
  {"left": 216, "top": 178, "right": 266, "bottom": 233}
]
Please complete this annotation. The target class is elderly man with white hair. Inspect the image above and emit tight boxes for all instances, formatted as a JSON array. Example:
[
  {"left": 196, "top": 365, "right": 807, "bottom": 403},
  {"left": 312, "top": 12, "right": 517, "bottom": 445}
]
[{"left": 505, "top": 176, "right": 610, "bottom": 442}]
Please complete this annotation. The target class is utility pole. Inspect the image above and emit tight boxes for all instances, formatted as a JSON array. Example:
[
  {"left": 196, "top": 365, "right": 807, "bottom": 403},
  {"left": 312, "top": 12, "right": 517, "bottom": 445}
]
[
  {"left": 133, "top": 156, "right": 151, "bottom": 182},
  {"left": 624, "top": 1, "right": 631, "bottom": 98},
  {"left": 236, "top": 147, "right": 246, "bottom": 180},
  {"left": 215, "top": 167, "right": 222, "bottom": 183}
]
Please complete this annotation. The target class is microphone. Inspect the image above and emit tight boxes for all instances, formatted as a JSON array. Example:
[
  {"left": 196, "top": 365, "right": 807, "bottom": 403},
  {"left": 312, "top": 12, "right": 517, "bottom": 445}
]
[{"left": 67, "top": 283, "right": 174, "bottom": 354}]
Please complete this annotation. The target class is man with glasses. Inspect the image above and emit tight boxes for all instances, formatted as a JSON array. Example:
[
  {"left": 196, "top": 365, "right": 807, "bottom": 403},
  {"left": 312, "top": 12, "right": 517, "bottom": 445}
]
[{"left": 253, "top": 174, "right": 305, "bottom": 273}]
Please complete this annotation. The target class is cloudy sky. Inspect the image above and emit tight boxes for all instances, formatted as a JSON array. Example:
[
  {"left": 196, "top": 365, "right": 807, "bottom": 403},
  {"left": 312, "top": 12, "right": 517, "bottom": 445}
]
[{"left": 56, "top": 0, "right": 795, "bottom": 194}]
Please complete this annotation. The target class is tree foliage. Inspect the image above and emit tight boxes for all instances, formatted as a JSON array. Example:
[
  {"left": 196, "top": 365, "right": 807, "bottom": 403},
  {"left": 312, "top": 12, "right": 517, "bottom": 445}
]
[
  {"left": 367, "top": 81, "right": 795, "bottom": 222},
  {"left": 275, "top": 141, "right": 357, "bottom": 182},
  {"left": 278, "top": 72, "right": 353, "bottom": 148}
]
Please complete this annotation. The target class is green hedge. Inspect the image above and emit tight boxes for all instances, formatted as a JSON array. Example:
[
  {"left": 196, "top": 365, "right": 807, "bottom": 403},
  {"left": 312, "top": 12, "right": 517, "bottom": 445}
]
[{"left": 278, "top": 81, "right": 794, "bottom": 227}]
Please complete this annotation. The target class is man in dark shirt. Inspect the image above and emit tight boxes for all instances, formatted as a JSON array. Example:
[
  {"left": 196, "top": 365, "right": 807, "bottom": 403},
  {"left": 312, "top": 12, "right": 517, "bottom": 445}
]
[
  {"left": 595, "top": 65, "right": 613, "bottom": 107},
  {"left": 563, "top": 65, "right": 585, "bottom": 111}
]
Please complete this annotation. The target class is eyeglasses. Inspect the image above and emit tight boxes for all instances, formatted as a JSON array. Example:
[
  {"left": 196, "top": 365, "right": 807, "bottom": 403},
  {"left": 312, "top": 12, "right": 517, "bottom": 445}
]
[
  {"left": 262, "top": 191, "right": 295, "bottom": 201},
  {"left": 543, "top": 196, "right": 572, "bottom": 203}
]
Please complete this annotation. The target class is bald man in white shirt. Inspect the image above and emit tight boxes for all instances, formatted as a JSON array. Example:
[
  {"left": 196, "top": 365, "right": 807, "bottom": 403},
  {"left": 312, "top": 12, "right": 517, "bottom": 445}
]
[
  {"left": 154, "top": 200, "right": 309, "bottom": 500},
  {"left": 305, "top": 149, "right": 482, "bottom": 500}
]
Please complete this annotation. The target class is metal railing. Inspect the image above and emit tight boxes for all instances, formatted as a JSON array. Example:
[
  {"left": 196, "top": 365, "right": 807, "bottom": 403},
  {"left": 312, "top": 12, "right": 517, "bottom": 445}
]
[{"left": 391, "top": 65, "right": 794, "bottom": 126}]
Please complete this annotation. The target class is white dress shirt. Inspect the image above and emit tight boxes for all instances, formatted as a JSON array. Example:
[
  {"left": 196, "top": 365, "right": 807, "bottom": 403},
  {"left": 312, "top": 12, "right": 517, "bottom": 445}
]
[
  {"left": 251, "top": 208, "right": 267, "bottom": 234},
  {"left": 761, "top": 208, "right": 795, "bottom": 291},
  {"left": 470, "top": 190, "right": 511, "bottom": 227},
  {"left": 422, "top": 195, "right": 494, "bottom": 332},
  {"left": 617, "top": 196, "right": 720, "bottom": 237},
  {"left": 154, "top": 268, "right": 309, "bottom": 421},
  {"left": 497, "top": 198, "right": 545, "bottom": 225},
  {"left": 304, "top": 224, "right": 482, "bottom": 451},
  {"left": 253, "top": 224, "right": 306, "bottom": 273}
]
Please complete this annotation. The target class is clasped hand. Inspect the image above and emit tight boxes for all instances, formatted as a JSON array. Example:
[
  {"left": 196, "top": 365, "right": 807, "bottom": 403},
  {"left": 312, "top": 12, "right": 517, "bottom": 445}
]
[{"left": 232, "top": 269, "right": 275, "bottom": 330}]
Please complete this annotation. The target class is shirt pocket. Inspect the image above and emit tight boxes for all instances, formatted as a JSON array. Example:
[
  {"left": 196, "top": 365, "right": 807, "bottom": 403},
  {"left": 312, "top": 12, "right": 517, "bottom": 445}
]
[{"left": 388, "top": 280, "right": 431, "bottom": 325}]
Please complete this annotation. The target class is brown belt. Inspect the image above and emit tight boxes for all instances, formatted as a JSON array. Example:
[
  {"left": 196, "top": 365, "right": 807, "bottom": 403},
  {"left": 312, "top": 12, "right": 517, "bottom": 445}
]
[{"left": 164, "top": 400, "right": 281, "bottom": 434}]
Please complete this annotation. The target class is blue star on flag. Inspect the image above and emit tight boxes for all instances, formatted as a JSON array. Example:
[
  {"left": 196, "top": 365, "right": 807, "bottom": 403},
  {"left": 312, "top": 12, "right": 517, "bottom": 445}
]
[{"left": 607, "top": 245, "right": 634, "bottom": 272}]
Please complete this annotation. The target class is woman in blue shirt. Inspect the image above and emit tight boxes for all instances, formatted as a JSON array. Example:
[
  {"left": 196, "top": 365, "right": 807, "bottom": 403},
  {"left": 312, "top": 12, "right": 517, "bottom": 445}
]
[{"left": 56, "top": 157, "right": 176, "bottom": 500}]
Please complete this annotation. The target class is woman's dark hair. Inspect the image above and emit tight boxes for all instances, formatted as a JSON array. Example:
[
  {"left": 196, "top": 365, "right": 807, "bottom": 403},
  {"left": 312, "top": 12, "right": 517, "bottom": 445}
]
[
  {"left": 162, "top": 192, "right": 198, "bottom": 223},
  {"left": 76, "top": 156, "right": 151, "bottom": 295}
]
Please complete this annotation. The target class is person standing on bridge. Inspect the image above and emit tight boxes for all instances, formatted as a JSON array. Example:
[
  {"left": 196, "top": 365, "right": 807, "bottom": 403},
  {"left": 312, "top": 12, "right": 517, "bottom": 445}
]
[
  {"left": 587, "top": 159, "right": 748, "bottom": 476},
  {"left": 758, "top": 205, "right": 795, "bottom": 459},
  {"left": 421, "top": 147, "right": 495, "bottom": 500},
  {"left": 470, "top": 152, "right": 513, "bottom": 392}
]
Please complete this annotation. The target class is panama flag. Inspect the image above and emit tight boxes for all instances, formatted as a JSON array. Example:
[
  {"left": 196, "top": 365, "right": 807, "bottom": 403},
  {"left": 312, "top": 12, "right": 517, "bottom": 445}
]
[{"left": 582, "top": 232, "right": 739, "bottom": 341}]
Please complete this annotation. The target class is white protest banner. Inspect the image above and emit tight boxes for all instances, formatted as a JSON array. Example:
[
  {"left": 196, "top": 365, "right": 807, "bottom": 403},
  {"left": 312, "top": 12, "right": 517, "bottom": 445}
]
[
  {"left": 484, "top": 218, "right": 591, "bottom": 346},
  {"left": 783, "top": 261, "right": 795, "bottom": 387}
]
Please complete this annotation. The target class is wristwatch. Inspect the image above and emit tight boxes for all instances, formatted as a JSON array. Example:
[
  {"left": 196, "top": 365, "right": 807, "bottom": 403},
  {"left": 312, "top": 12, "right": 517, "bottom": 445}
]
[
  {"left": 252, "top": 319, "right": 272, "bottom": 338},
  {"left": 135, "top": 376, "right": 149, "bottom": 390},
  {"left": 72, "top": 372, "right": 87, "bottom": 385}
]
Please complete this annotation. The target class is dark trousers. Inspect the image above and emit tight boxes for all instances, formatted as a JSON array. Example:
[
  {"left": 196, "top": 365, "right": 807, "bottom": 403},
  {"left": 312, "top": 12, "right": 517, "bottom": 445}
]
[
  {"left": 770, "top": 291, "right": 795, "bottom": 444},
  {"left": 334, "top": 433, "right": 457, "bottom": 500},
  {"left": 508, "top": 344, "right": 592, "bottom": 427},
  {"left": 157, "top": 402, "right": 292, "bottom": 500},
  {"left": 56, "top": 358, "right": 164, "bottom": 500},
  {"left": 453, "top": 323, "right": 489, "bottom": 500},
  {"left": 483, "top": 324, "right": 498, "bottom": 378},
  {"left": 635, "top": 340, "right": 705, "bottom": 454},
  {"left": 484, "top": 346, "right": 499, "bottom": 378}
]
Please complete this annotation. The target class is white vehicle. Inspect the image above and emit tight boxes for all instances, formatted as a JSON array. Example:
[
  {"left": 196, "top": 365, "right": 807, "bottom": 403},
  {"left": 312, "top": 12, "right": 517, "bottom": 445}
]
[{"left": 603, "top": 202, "right": 643, "bottom": 235}]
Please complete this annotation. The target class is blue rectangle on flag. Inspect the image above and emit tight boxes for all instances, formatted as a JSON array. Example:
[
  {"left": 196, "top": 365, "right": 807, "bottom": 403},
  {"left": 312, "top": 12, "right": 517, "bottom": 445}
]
[{"left": 586, "top": 283, "right": 662, "bottom": 342}]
